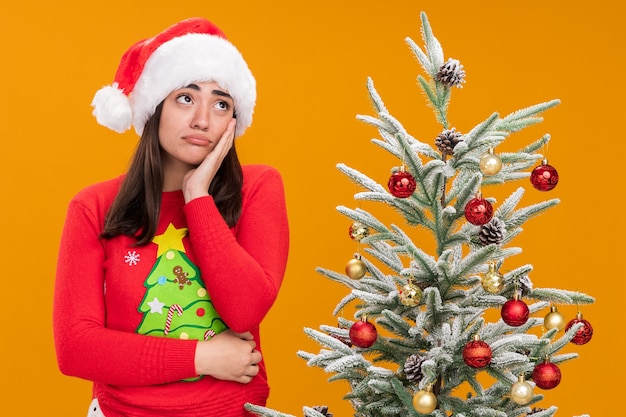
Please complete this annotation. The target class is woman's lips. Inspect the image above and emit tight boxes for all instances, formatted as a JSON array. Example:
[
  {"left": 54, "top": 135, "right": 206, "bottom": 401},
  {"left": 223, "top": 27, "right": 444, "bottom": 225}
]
[{"left": 184, "top": 135, "right": 211, "bottom": 146}]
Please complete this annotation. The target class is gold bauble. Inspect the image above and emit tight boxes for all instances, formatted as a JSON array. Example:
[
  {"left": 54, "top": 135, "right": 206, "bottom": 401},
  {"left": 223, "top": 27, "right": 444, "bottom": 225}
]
[
  {"left": 345, "top": 258, "right": 367, "bottom": 279},
  {"left": 510, "top": 375, "right": 534, "bottom": 405},
  {"left": 481, "top": 263, "right": 504, "bottom": 294},
  {"left": 412, "top": 389, "right": 437, "bottom": 414},
  {"left": 544, "top": 305, "right": 566, "bottom": 331},
  {"left": 479, "top": 151, "right": 503, "bottom": 176},
  {"left": 399, "top": 282, "right": 422, "bottom": 306},
  {"left": 349, "top": 221, "right": 370, "bottom": 242}
]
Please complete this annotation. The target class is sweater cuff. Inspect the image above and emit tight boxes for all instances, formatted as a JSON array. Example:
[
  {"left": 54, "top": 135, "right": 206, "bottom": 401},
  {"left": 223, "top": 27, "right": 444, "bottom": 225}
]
[
  {"left": 143, "top": 337, "right": 199, "bottom": 382},
  {"left": 184, "top": 196, "right": 223, "bottom": 224},
  {"left": 183, "top": 196, "right": 235, "bottom": 248}
]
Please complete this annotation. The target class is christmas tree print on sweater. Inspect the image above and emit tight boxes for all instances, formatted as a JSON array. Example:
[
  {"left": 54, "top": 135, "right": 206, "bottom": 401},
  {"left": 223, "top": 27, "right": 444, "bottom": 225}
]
[{"left": 136, "top": 223, "right": 227, "bottom": 380}]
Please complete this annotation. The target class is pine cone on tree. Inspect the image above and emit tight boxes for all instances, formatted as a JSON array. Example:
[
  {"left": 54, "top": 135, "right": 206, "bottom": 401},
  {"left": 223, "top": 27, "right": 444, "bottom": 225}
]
[
  {"left": 330, "top": 333, "right": 352, "bottom": 347},
  {"left": 479, "top": 217, "right": 506, "bottom": 246},
  {"left": 403, "top": 354, "right": 426, "bottom": 383},
  {"left": 518, "top": 274, "right": 533, "bottom": 297},
  {"left": 526, "top": 408, "right": 547, "bottom": 416},
  {"left": 435, "top": 58, "right": 466, "bottom": 88},
  {"left": 435, "top": 128, "right": 463, "bottom": 156},
  {"left": 311, "top": 406, "right": 333, "bottom": 417},
  {"left": 328, "top": 324, "right": 353, "bottom": 347}
]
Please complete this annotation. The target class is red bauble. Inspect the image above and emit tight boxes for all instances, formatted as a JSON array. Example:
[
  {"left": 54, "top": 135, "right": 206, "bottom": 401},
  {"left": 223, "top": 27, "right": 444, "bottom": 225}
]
[
  {"left": 501, "top": 298, "right": 530, "bottom": 327},
  {"left": 464, "top": 197, "right": 494, "bottom": 225},
  {"left": 530, "top": 161, "right": 559, "bottom": 191},
  {"left": 388, "top": 171, "right": 416, "bottom": 198},
  {"left": 349, "top": 319, "right": 378, "bottom": 348},
  {"left": 532, "top": 360, "right": 562, "bottom": 389},
  {"left": 463, "top": 339, "right": 492, "bottom": 368},
  {"left": 565, "top": 313, "right": 593, "bottom": 345}
]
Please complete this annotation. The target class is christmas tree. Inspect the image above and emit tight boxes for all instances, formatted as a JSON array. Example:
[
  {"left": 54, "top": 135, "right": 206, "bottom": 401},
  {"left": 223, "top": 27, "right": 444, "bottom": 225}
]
[
  {"left": 136, "top": 223, "right": 227, "bottom": 381},
  {"left": 247, "top": 11, "right": 594, "bottom": 417}
]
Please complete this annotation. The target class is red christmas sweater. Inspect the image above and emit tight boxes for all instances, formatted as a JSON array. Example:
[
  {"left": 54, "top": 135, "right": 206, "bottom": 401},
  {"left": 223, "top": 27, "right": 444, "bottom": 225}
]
[{"left": 53, "top": 164, "right": 289, "bottom": 417}]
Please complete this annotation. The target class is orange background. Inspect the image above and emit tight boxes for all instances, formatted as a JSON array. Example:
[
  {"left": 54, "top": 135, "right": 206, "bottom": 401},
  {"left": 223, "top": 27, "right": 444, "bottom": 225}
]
[{"left": 0, "top": 1, "right": 623, "bottom": 415}]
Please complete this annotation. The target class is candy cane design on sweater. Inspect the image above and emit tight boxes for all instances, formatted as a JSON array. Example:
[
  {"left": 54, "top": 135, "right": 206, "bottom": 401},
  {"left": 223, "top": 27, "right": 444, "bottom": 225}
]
[{"left": 164, "top": 304, "right": 184, "bottom": 335}]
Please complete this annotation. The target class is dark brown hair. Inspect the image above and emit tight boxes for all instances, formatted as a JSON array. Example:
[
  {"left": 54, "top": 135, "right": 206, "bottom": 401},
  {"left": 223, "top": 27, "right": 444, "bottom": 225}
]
[{"left": 101, "top": 102, "right": 243, "bottom": 245}]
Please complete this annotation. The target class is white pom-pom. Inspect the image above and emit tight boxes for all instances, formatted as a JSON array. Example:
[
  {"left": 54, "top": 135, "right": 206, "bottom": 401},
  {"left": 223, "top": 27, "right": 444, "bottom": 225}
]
[{"left": 91, "top": 83, "right": 132, "bottom": 133}]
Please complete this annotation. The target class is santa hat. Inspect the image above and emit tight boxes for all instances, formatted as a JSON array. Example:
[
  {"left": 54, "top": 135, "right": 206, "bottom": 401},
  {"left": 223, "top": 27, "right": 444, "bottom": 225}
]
[{"left": 91, "top": 18, "right": 256, "bottom": 137}]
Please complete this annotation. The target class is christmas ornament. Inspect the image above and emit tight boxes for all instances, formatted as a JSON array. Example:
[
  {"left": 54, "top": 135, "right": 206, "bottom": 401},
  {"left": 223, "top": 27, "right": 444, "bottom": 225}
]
[
  {"left": 464, "top": 195, "right": 493, "bottom": 226},
  {"left": 345, "top": 257, "right": 367, "bottom": 280},
  {"left": 412, "top": 388, "right": 437, "bottom": 414},
  {"left": 462, "top": 335, "right": 492, "bottom": 368},
  {"left": 479, "top": 217, "right": 506, "bottom": 246},
  {"left": 435, "top": 128, "right": 463, "bottom": 155},
  {"left": 532, "top": 357, "right": 561, "bottom": 390},
  {"left": 435, "top": 58, "right": 466, "bottom": 88},
  {"left": 501, "top": 294, "right": 529, "bottom": 326},
  {"left": 349, "top": 317, "right": 378, "bottom": 348},
  {"left": 543, "top": 305, "right": 566, "bottom": 331},
  {"left": 530, "top": 159, "right": 559, "bottom": 191},
  {"left": 404, "top": 354, "right": 426, "bottom": 383},
  {"left": 348, "top": 221, "right": 370, "bottom": 242},
  {"left": 399, "top": 280, "right": 423, "bottom": 306},
  {"left": 388, "top": 166, "right": 417, "bottom": 198},
  {"left": 481, "top": 262, "right": 504, "bottom": 294},
  {"left": 311, "top": 406, "right": 333, "bottom": 417},
  {"left": 565, "top": 312, "right": 593, "bottom": 345},
  {"left": 510, "top": 374, "right": 534, "bottom": 405},
  {"left": 479, "top": 149, "right": 502, "bottom": 176}
]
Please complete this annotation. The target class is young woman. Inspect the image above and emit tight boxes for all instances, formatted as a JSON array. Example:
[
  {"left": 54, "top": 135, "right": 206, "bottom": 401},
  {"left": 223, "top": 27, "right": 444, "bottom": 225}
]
[{"left": 53, "top": 18, "right": 289, "bottom": 417}]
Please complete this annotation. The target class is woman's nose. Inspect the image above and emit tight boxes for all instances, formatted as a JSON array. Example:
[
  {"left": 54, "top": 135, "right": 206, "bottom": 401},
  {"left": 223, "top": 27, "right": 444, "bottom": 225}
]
[{"left": 191, "top": 106, "right": 210, "bottom": 130}]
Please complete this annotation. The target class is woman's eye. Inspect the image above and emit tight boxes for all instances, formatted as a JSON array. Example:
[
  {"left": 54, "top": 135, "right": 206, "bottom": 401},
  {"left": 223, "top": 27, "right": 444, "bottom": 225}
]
[
  {"left": 214, "top": 101, "right": 230, "bottom": 111},
  {"left": 175, "top": 94, "right": 193, "bottom": 104}
]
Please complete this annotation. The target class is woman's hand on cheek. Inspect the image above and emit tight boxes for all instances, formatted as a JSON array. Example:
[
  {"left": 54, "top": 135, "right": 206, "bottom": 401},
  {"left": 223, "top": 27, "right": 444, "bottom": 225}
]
[{"left": 182, "top": 118, "right": 236, "bottom": 203}]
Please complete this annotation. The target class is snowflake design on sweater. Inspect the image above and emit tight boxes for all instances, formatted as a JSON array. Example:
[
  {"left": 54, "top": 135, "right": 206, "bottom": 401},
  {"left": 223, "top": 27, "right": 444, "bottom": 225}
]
[{"left": 124, "top": 250, "right": 141, "bottom": 266}]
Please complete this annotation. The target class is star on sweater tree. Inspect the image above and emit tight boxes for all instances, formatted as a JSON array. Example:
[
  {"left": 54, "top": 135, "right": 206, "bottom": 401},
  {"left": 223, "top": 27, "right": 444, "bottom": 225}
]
[
  {"left": 136, "top": 223, "right": 227, "bottom": 379},
  {"left": 246, "top": 11, "right": 594, "bottom": 417}
]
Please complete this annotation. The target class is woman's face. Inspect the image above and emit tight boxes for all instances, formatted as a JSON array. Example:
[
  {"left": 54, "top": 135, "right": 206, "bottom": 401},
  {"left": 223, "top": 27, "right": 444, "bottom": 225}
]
[{"left": 159, "top": 81, "right": 235, "bottom": 170}]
